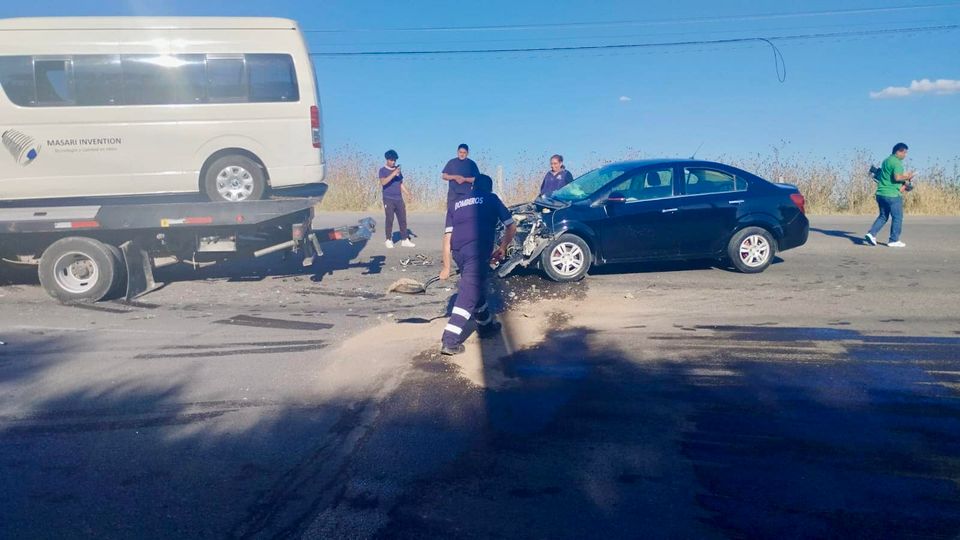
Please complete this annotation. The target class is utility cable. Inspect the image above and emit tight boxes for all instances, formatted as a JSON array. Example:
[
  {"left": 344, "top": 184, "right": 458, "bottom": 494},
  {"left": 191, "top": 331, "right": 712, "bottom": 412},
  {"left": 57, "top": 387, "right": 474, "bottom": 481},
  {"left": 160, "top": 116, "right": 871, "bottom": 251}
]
[{"left": 303, "top": 3, "right": 960, "bottom": 34}]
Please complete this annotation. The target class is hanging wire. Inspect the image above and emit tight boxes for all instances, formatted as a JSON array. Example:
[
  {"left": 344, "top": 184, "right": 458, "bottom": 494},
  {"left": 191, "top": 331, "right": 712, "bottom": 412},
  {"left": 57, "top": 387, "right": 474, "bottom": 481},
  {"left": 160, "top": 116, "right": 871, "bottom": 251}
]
[
  {"left": 309, "top": 24, "right": 959, "bottom": 82},
  {"left": 756, "top": 38, "right": 787, "bottom": 82}
]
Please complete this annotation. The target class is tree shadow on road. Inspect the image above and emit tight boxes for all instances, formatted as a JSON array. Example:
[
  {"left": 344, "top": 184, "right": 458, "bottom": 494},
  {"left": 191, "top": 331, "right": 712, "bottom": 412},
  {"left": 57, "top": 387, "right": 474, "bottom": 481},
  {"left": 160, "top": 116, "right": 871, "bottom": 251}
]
[
  {"left": 368, "top": 316, "right": 960, "bottom": 539},
  {"left": 5, "top": 296, "right": 960, "bottom": 538}
]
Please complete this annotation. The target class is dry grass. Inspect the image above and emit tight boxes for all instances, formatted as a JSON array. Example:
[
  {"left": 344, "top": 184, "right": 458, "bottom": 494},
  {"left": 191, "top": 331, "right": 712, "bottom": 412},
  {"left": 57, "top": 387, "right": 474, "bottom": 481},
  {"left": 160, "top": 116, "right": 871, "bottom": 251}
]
[{"left": 318, "top": 146, "right": 960, "bottom": 215}]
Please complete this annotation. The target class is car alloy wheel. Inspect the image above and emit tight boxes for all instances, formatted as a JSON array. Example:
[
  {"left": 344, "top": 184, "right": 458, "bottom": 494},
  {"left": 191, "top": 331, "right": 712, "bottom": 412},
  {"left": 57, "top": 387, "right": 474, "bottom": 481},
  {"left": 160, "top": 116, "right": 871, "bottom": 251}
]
[
  {"left": 739, "top": 234, "right": 771, "bottom": 268},
  {"left": 549, "top": 241, "right": 585, "bottom": 277}
]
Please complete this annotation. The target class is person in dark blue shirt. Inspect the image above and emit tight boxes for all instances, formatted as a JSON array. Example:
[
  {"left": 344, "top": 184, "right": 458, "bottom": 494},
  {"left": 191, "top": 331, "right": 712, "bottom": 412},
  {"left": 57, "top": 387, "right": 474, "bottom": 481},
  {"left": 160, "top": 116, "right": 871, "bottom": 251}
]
[
  {"left": 539, "top": 154, "right": 574, "bottom": 198},
  {"left": 439, "top": 174, "right": 517, "bottom": 355},
  {"left": 379, "top": 149, "right": 414, "bottom": 248},
  {"left": 441, "top": 143, "right": 481, "bottom": 210}
]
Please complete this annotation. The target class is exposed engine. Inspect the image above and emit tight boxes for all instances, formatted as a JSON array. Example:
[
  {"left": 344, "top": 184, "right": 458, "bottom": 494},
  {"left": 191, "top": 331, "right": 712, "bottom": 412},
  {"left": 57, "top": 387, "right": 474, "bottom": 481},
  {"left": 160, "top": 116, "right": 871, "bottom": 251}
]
[{"left": 495, "top": 202, "right": 555, "bottom": 277}]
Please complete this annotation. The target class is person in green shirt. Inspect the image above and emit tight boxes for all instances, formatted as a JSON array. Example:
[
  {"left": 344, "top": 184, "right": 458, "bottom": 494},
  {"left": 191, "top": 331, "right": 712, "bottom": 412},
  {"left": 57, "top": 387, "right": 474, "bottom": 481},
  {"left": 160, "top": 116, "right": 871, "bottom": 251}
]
[{"left": 865, "top": 142, "right": 914, "bottom": 247}]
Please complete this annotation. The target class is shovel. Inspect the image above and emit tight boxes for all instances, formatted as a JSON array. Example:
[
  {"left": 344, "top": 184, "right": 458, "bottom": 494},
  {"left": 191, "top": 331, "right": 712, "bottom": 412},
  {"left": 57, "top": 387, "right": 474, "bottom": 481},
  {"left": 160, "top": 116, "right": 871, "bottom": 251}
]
[{"left": 388, "top": 271, "right": 459, "bottom": 294}]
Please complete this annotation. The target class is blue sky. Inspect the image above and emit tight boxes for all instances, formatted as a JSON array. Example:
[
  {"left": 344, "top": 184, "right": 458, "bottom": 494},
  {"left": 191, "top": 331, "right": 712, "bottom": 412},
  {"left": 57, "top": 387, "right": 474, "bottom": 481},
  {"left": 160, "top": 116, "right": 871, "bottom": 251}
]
[{"left": 3, "top": 1, "right": 959, "bottom": 176}]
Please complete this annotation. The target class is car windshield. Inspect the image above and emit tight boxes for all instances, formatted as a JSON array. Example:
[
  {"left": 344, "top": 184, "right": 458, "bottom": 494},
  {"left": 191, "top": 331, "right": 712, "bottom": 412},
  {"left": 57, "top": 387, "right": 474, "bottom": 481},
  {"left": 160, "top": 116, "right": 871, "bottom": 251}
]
[{"left": 551, "top": 163, "right": 637, "bottom": 202}]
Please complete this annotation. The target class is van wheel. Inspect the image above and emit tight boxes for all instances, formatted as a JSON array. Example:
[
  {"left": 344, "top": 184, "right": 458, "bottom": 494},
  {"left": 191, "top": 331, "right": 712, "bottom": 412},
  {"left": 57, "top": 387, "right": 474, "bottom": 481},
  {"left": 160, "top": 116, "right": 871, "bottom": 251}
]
[
  {"left": 38, "top": 237, "right": 124, "bottom": 303},
  {"left": 203, "top": 155, "right": 267, "bottom": 202},
  {"left": 540, "top": 234, "right": 591, "bottom": 282},
  {"left": 727, "top": 227, "right": 776, "bottom": 273}
]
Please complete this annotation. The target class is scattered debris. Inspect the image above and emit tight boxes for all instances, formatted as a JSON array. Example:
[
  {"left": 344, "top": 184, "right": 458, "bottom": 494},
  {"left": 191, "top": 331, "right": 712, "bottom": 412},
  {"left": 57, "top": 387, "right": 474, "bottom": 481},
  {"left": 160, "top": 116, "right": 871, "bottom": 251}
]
[
  {"left": 624, "top": 293, "right": 636, "bottom": 299},
  {"left": 399, "top": 254, "right": 434, "bottom": 268}
]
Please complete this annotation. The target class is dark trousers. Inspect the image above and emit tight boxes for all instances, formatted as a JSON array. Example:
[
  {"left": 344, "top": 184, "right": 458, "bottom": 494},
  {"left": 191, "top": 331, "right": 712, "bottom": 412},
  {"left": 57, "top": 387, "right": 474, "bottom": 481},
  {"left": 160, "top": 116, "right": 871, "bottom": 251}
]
[
  {"left": 384, "top": 198, "right": 408, "bottom": 241},
  {"left": 868, "top": 195, "right": 903, "bottom": 242},
  {"left": 442, "top": 244, "right": 494, "bottom": 348}
]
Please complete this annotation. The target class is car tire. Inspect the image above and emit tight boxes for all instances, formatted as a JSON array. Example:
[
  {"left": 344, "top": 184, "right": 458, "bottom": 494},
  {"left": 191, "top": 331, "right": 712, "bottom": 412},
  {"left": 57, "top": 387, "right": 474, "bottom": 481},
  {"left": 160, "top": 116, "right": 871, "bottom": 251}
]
[
  {"left": 727, "top": 226, "right": 776, "bottom": 274},
  {"left": 38, "top": 237, "right": 123, "bottom": 303},
  {"left": 203, "top": 155, "right": 267, "bottom": 202},
  {"left": 540, "top": 233, "right": 591, "bottom": 282}
]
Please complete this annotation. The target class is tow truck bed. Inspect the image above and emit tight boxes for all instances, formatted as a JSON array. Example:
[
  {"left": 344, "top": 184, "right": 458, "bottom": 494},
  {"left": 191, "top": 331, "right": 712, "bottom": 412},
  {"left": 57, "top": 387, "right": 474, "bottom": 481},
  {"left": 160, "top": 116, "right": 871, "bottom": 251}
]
[{"left": 0, "top": 197, "right": 374, "bottom": 303}]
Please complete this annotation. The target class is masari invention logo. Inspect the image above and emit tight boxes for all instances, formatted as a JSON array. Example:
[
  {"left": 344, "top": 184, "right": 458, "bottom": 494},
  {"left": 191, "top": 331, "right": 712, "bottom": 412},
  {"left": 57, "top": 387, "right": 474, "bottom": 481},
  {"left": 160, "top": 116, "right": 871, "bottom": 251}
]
[{"left": 2, "top": 129, "right": 41, "bottom": 166}]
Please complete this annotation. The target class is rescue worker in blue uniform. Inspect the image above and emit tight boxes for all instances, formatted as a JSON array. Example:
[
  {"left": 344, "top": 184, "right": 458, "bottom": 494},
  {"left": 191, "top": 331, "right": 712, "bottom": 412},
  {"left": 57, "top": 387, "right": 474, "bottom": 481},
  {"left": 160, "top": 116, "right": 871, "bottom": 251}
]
[{"left": 439, "top": 174, "right": 517, "bottom": 355}]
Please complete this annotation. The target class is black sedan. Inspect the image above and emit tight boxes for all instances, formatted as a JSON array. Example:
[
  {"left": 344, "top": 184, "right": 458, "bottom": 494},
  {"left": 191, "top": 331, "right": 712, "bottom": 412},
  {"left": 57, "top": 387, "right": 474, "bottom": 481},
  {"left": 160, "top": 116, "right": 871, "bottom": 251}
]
[{"left": 498, "top": 159, "right": 809, "bottom": 281}]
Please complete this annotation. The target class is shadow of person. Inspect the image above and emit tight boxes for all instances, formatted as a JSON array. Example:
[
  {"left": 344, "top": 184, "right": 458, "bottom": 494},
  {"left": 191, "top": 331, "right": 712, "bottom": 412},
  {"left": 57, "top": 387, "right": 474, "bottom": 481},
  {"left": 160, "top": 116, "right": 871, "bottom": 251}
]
[
  {"left": 390, "top": 228, "right": 417, "bottom": 244},
  {"left": 810, "top": 227, "right": 866, "bottom": 245}
]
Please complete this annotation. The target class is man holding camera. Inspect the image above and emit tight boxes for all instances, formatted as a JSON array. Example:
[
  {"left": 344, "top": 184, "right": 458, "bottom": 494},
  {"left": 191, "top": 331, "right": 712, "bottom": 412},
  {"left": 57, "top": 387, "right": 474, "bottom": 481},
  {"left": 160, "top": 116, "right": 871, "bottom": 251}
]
[
  {"left": 865, "top": 142, "right": 914, "bottom": 248},
  {"left": 380, "top": 149, "right": 414, "bottom": 248}
]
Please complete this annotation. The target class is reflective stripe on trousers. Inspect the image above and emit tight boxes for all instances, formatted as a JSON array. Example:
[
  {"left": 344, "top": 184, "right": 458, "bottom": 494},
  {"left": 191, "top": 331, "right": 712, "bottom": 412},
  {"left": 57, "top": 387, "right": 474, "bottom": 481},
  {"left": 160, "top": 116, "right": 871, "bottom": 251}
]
[{"left": 442, "top": 245, "right": 494, "bottom": 348}]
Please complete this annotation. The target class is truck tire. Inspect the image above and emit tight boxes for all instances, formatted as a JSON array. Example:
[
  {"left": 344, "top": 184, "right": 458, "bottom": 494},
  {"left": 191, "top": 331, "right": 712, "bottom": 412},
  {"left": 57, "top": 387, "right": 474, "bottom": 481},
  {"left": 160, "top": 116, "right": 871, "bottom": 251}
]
[
  {"left": 203, "top": 154, "right": 267, "bottom": 202},
  {"left": 540, "top": 233, "right": 591, "bottom": 282},
  {"left": 38, "top": 237, "right": 123, "bottom": 303}
]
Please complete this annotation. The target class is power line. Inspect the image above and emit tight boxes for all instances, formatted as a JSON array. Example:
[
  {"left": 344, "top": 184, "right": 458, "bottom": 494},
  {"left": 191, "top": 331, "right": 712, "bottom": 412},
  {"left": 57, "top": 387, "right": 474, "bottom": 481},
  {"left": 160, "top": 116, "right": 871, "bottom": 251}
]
[
  {"left": 308, "top": 24, "right": 959, "bottom": 57},
  {"left": 306, "top": 18, "right": 944, "bottom": 49},
  {"left": 302, "top": 3, "right": 960, "bottom": 34}
]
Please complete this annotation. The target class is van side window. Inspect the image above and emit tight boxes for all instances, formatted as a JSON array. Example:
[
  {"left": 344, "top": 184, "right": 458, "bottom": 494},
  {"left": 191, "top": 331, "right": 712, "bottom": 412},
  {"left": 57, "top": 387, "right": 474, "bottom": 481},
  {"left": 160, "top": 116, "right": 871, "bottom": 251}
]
[
  {"left": 207, "top": 57, "right": 247, "bottom": 102},
  {"left": 123, "top": 56, "right": 181, "bottom": 105},
  {"left": 35, "top": 59, "right": 73, "bottom": 105},
  {"left": 0, "top": 53, "right": 300, "bottom": 107},
  {"left": 0, "top": 56, "right": 35, "bottom": 106},
  {"left": 248, "top": 54, "right": 299, "bottom": 102},
  {"left": 74, "top": 55, "right": 122, "bottom": 106},
  {"left": 174, "top": 55, "right": 207, "bottom": 104}
]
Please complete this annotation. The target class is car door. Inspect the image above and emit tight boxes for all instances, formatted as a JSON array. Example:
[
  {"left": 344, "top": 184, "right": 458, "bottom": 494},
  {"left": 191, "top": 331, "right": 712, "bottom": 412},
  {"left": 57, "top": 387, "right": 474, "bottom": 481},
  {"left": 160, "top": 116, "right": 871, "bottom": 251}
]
[
  {"left": 675, "top": 166, "right": 749, "bottom": 256},
  {"left": 597, "top": 166, "right": 681, "bottom": 262}
]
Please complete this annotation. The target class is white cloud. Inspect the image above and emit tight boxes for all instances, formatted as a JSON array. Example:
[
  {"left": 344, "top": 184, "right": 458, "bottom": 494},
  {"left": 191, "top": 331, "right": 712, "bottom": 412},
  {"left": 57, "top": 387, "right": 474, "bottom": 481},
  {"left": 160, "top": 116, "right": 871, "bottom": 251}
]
[
  {"left": 618, "top": 95, "right": 632, "bottom": 102},
  {"left": 870, "top": 78, "right": 960, "bottom": 99}
]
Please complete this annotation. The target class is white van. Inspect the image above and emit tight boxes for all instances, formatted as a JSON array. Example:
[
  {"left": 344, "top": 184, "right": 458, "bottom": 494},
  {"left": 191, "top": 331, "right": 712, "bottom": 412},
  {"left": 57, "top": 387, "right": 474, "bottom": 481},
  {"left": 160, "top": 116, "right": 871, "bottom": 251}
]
[{"left": 0, "top": 17, "right": 324, "bottom": 202}]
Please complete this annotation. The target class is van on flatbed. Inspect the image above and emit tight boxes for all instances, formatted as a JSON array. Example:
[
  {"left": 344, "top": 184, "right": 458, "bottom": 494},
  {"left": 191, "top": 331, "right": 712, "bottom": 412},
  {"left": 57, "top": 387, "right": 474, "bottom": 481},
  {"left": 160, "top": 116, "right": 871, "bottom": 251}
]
[{"left": 0, "top": 17, "right": 324, "bottom": 203}]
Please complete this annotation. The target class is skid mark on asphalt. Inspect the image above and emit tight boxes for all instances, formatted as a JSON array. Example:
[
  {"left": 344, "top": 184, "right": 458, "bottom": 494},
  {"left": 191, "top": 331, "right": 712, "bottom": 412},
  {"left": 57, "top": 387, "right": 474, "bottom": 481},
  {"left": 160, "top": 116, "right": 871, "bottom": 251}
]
[
  {"left": 135, "top": 342, "right": 327, "bottom": 360},
  {"left": 69, "top": 303, "right": 133, "bottom": 314},
  {"left": 214, "top": 314, "right": 333, "bottom": 331},
  {"left": 0, "top": 399, "right": 340, "bottom": 437}
]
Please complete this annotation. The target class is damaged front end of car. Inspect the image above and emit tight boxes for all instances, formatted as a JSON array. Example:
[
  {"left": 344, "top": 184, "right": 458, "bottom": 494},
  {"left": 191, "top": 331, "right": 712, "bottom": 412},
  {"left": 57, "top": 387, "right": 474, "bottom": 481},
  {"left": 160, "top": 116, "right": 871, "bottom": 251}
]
[{"left": 495, "top": 200, "right": 558, "bottom": 278}]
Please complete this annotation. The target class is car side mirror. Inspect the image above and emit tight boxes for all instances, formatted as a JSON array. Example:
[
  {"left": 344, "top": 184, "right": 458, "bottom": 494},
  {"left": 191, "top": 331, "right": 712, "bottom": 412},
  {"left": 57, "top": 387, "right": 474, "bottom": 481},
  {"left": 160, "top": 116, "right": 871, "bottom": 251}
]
[{"left": 606, "top": 192, "right": 628, "bottom": 204}]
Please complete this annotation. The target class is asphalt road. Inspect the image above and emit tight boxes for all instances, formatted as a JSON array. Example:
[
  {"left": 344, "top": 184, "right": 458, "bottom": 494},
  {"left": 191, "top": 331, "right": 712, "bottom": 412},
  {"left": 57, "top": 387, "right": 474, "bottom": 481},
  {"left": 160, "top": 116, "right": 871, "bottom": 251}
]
[{"left": 1, "top": 214, "right": 959, "bottom": 539}]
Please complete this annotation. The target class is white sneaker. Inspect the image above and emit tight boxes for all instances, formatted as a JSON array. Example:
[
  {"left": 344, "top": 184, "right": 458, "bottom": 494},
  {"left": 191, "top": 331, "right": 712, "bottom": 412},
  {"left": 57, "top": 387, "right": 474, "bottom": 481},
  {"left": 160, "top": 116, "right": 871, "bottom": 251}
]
[
  {"left": 864, "top": 233, "right": 877, "bottom": 246},
  {"left": 385, "top": 240, "right": 394, "bottom": 249},
  {"left": 399, "top": 239, "right": 416, "bottom": 248},
  {"left": 888, "top": 241, "right": 906, "bottom": 248}
]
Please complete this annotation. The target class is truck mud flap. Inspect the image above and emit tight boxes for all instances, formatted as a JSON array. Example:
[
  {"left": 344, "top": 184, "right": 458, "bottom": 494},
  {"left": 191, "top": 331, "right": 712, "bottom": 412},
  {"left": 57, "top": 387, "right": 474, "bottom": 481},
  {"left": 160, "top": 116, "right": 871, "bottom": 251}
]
[{"left": 121, "top": 240, "right": 160, "bottom": 301}]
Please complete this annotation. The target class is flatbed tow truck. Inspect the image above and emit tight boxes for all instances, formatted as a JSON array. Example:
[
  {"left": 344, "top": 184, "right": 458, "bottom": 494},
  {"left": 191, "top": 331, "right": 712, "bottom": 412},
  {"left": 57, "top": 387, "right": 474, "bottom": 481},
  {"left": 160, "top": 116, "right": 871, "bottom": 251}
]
[{"left": 0, "top": 195, "right": 374, "bottom": 303}]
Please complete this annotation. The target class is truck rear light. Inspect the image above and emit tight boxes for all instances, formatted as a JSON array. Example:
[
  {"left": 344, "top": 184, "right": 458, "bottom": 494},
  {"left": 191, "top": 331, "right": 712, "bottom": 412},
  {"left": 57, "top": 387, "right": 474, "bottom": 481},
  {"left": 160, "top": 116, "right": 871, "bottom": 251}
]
[
  {"left": 54, "top": 220, "right": 100, "bottom": 229},
  {"left": 310, "top": 106, "right": 321, "bottom": 149},
  {"left": 790, "top": 193, "right": 806, "bottom": 214}
]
